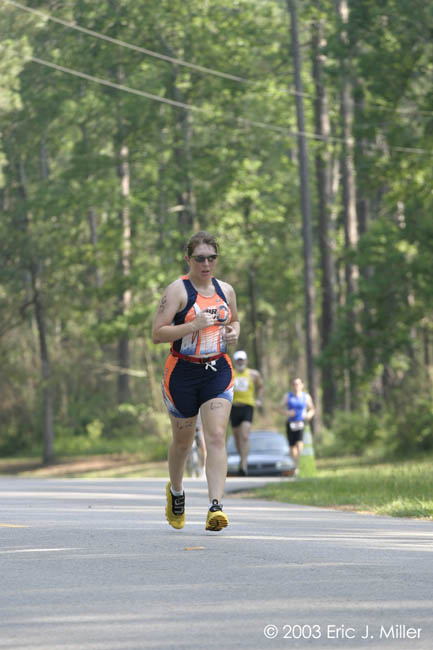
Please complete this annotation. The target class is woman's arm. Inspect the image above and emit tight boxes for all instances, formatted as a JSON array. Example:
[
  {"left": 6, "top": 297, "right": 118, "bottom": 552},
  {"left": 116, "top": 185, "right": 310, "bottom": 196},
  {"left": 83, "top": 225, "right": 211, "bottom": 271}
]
[
  {"left": 152, "top": 280, "right": 187, "bottom": 344},
  {"left": 220, "top": 282, "right": 240, "bottom": 345},
  {"left": 152, "top": 280, "right": 217, "bottom": 344},
  {"left": 251, "top": 369, "right": 264, "bottom": 406},
  {"left": 277, "top": 392, "right": 290, "bottom": 416}
]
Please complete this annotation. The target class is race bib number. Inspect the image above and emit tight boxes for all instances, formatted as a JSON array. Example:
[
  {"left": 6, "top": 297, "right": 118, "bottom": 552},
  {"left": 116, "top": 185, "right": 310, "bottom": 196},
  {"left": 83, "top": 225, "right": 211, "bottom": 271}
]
[
  {"left": 234, "top": 377, "right": 249, "bottom": 392},
  {"left": 289, "top": 420, "right": 304, "bottom": 431}
]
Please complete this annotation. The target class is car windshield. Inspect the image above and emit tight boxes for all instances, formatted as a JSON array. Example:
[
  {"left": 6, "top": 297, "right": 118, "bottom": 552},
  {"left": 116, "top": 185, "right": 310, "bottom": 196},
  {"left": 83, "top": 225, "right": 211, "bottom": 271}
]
[
  {"left": 227, "top": 434, "right": 288, "bottom": 454},
  {"left": 250, "top": 438, "right": 287, "bottom": 453}
]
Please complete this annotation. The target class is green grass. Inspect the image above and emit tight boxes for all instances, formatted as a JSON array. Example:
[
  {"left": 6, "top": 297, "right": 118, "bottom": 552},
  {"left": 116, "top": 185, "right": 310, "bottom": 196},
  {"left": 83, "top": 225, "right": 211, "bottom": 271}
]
[
  {"left": 252, "top": 455, "right": 433, "bottom": 519},
  {"left": 2, "top": 447, "right": 432, "bottom": 519}
]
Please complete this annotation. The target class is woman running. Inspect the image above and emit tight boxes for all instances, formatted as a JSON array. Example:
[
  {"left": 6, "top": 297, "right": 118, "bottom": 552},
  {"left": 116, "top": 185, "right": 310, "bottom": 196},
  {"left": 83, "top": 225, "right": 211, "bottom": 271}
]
[
  {"left": 152, "top": 231, "right": 240, "bottom": 531},
  {"left": 278, "top": 377, "right": 315, "bottom": 476}
]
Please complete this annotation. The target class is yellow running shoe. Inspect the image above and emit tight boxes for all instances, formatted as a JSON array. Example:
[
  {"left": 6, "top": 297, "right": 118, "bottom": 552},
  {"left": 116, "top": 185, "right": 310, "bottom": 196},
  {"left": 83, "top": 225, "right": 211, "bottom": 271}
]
[
  {"left": 205, "top": 499, "right": 229, "bottom": 531},
  {"left": 165, "top": 482, "right": 185, "bottom": 529}
]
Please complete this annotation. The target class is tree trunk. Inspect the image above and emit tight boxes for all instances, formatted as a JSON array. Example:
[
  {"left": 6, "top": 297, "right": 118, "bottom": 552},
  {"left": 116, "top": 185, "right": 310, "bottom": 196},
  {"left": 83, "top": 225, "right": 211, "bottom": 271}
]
[
  {"left": 31, "top": 268, "right": 55, "bottom": 464},
  {"left": 162, "top": 35, "right": 199, "bottom": 236},
  {"left": 355, "top": 90, "right": 377, "bottom": 382},
  {"left": 423, "top": 327, "right": 430, "bottom": 369},
  {"left": 174, "top": 108, "right": 197, "bottom": 234},
  {"left": 289, "top": 313, "right": 306, "bottom": 381},
  {"left": 423, "top": 326, "right": 433, "bottom": 397},
  {"left": 117, "top": 141, "right": 132, "bottom": 404},
  {"left": 337, "top": 0, "right": 360, "bottom": 410},
  {"left": 113, "top": 64, "right": 133, "bottom": 404},
  {"left": 242, "top": 198, "right": 261, "bottom": 371},
  {"left": 248, "top": 265, "right": 260, "bottom": 372},
  {"left": 18, "top": 157, "right": 55, "bottom": 463},
  {"left": 337, "top": 0, "right": 359, "bottom": 293},
  {"left": 88, "top": 208, "right": 103, "bottom": 291},
  {"left": 354, "top": 89, "right": 372, "bottom": 239},
  {"left": 39, "top": 143, "right": 55, "bottom": 462},
  {"left": 142, "top": 338, "right": 163, "bottom": 412},
  {"left": 312, "top": 17, "right": 337, "bottom": 418},
  {"left": 156, "top": 122, "right": 168, "bottom": 250},
  {"left": 287, "top": 0, "right": 321, "bottom": 433}
]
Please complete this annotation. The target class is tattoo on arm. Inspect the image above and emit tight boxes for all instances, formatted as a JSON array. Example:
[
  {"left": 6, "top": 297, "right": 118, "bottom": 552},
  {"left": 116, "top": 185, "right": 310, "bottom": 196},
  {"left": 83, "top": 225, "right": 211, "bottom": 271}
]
[{"left": 158, "top": 294, "right": 168, "bottom": 313}]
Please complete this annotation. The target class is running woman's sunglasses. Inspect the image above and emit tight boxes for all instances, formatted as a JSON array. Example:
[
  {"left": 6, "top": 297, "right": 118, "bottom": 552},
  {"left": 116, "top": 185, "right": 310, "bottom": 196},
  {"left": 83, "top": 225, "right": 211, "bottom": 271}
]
[{"left": 190, "top": 254, "right": 218, "bottom": 263}]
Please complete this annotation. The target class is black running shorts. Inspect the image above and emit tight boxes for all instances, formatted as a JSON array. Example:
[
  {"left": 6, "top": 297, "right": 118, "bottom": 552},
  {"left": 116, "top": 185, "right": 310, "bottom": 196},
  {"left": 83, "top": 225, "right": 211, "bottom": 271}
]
[
  {"left": 162, "top": 353, "right": 234, "bottom": 419},
  {"left": 286, "top": 420, "right": 305, "bottom": 446},
  {"left": 230, "top": 404, "right": 254, "bottom": 428}
]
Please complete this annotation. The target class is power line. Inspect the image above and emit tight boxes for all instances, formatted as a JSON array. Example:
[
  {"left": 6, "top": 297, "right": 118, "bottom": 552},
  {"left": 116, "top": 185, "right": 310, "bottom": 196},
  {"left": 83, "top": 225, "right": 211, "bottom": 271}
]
[
  {"left": 28, "top": 56, "right": 433, "bottom": 156},
  {"left": 27, "top": 56, "right": 320, "bottom": 141},
  {"left": 23, "top": 55, "right": 368, "bottom": 147},
  {"left": 4, "top": 0, "right": 253, "bottom": 85},
  {"left": 5, "top": 0, "right": 433, "bottom": 118},
  {"left": 30, "top": 56, "right": 204, "bottom": 112},
  {"left": 2, "top": 0, "right": 321, "bottom": 104}
]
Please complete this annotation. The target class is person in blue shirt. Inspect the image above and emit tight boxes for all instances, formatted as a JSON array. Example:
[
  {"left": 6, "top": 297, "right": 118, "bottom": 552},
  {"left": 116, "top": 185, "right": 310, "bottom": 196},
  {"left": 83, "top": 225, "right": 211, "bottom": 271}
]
[{"left": 278, "top": 377, "right": 315, "bottom": 475}]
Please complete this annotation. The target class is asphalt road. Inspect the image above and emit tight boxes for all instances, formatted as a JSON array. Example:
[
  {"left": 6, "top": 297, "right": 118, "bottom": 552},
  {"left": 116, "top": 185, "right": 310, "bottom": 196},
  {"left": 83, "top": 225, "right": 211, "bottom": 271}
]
[{"left": 1, "top": 477, "right": 432, "bottom": 650}]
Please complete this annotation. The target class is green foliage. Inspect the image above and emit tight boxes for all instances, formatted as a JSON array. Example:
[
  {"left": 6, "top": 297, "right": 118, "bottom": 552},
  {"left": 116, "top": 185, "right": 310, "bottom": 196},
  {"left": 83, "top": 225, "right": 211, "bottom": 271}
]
[
  {"left": 384, "top": 397, "right": 433, "bottom": 456},
  {"left": 317, "top": 410, "right": 384, "bottom": 457},
  {"left": 0, "top": 0, "right": 433, "bottom": 462},
  {"left": 48, "top": 427, "right": 168, "bottom": 461}
]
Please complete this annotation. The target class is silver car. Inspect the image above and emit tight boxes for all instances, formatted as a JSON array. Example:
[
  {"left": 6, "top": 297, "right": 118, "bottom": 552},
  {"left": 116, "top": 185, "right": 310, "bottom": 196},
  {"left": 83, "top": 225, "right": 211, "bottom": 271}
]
[{"left": 226, "top": 430, "right": 296, "bottom": 477}]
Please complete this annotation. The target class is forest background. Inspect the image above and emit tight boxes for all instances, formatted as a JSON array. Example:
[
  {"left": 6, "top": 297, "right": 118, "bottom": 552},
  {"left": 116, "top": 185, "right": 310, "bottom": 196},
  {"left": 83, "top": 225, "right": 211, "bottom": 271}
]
[{"left": 1, "top": 0, "right": 433, "bottom": 466}]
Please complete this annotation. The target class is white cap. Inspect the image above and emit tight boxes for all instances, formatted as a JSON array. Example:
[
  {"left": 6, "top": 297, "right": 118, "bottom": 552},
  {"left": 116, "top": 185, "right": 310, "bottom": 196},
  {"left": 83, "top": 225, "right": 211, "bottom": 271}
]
[{"left": 233, "top": 350, "right": 247, "bottom": 361}]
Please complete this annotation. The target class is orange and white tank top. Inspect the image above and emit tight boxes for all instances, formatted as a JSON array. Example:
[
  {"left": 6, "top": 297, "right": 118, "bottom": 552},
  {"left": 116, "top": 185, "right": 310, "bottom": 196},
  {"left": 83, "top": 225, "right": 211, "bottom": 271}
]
[{"left": 171, "top": 276, "right": 231, "bottom": 357}]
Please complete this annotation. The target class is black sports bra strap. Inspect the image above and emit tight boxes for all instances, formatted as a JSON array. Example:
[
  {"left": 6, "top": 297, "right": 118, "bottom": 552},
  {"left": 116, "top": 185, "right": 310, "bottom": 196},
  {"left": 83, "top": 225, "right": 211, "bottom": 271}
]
[
  {"left": 173, "top": 278, "right": 197, "bottom": 326},
  {"left": 212, "top": 277, "right": 228, "bottom": 303}
]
